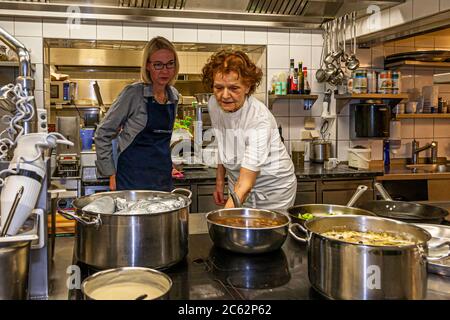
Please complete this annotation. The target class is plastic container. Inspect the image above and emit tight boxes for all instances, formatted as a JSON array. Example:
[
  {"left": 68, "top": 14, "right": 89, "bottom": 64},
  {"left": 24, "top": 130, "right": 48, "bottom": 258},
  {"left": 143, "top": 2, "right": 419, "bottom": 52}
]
[
  {"left": 80, "top": 128, "right": 95, "bottom": 151},
  {"left": 348, "top": 147, "right": 371, "bottom": 170}
]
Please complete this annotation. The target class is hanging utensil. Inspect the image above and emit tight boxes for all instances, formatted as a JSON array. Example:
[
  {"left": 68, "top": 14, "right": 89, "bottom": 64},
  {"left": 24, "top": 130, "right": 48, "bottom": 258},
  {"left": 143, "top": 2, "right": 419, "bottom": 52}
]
[
  {"left": 316, "top": 24, "right": 328, "bottom": 83},
  {"left": 0, "top": 186, "right": 24, "bottom": 237},
  {"left": 346, "top": 12, "right": 360, "bottom": 71}
]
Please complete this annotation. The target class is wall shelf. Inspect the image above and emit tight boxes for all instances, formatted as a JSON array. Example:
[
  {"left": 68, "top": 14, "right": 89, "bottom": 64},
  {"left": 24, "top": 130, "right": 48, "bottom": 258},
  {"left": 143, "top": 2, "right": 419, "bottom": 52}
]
[
  {"left": 335, "top": 93, "right": 408, "bottom": 114},
  {"left": 396, "top": 113, "right": 450, "bottom": 119},
  {"left": 385, "top": 60, "right": 450, "bottom": 69},
  {"left": 268, "top": 94, "right": 318, "bottom": 109}
]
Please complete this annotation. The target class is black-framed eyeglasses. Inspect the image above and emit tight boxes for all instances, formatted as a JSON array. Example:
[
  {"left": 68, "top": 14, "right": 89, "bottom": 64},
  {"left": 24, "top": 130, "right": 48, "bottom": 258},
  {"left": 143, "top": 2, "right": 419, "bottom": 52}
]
[{"left": 149, "top": 60, "right": 176, "bottom": 70}]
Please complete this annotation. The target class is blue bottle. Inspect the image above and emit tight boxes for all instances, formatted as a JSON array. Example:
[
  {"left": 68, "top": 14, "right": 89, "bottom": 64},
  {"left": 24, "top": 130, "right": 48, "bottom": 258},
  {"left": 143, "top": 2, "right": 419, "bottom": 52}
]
[{"left": 383, "top": 139, "right": 390, "bottom": 167}]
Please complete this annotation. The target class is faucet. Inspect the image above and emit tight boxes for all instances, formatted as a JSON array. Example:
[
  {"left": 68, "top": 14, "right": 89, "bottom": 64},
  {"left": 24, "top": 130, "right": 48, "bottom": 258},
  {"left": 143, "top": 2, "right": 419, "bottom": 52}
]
[{"left": 411, "top": 140, "right": 438, "bottom": 164}]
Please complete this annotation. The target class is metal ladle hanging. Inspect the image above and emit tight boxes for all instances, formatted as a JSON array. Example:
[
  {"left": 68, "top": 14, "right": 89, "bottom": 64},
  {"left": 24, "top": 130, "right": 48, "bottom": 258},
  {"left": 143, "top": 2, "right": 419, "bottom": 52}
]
[
  {"left": 346, "top": 11, "right": 360, "bottom": 71},
  {"left": 316, "top": 24, "right": 328, "bottom": 83}
]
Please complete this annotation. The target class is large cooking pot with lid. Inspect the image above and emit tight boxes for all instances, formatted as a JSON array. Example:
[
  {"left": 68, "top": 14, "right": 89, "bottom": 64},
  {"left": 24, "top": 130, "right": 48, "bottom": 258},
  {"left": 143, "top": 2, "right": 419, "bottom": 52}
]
[
  {"left": 290, "top": 215, "right": 450, "bottom": 300},
  {"left": 58, "top": 189, "right": 192, "bottom": 270}
]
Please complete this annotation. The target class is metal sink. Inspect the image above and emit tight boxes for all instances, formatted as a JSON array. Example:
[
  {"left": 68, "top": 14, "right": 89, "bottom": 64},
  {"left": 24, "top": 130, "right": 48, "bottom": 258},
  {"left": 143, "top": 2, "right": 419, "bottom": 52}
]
[{"left": 405, "top": 164, "right": 449, "bottom": 173}]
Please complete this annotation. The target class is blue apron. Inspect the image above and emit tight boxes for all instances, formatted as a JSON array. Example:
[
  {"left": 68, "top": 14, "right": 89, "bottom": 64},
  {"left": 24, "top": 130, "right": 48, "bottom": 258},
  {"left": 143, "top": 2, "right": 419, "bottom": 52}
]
[{"left": 116, "top": 97, "right": 175, "bottom": 191}]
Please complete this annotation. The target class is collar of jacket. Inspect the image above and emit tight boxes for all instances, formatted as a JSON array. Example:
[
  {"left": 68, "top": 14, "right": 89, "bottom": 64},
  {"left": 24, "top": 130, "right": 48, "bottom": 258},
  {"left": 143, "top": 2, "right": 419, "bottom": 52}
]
[{"left": 143, "top": 83, "right": 179, "bottom": 104}]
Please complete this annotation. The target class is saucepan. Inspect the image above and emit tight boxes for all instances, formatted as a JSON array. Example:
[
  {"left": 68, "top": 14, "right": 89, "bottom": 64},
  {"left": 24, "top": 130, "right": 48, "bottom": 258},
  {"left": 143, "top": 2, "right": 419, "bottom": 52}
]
[
  {"left": 287, "top": 185, "right": 375, "bottom": 229},
  {"left": 290, "top": 215, "right": 450, "bottom": 300},
  {"left": 355, "top": 183, "right": 448, "bottom": 224},
  {"left": 206, "top": 208, "right": 290, "bottom": 254}
]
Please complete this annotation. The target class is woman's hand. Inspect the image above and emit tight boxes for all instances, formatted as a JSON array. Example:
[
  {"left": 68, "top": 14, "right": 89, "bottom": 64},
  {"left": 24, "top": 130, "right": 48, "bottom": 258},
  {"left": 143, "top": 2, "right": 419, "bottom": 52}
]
[
  {"left": 213, "top": 182, "right": 226, "bottom": 206},
  {"left": 109, "top": 175, "right": 116, "bottom": 191}
]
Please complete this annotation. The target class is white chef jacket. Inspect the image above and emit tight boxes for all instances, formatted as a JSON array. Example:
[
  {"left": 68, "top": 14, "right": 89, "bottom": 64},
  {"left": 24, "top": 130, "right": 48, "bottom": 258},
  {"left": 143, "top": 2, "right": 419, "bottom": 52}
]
[{"left": 208, "top": 95, "right": 297, "bottom": 210}]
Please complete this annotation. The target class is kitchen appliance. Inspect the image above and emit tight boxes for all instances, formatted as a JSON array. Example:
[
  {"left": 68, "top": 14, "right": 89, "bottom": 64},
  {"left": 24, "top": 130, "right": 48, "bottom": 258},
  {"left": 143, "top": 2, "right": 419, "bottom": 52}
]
[
  {"left": 58, "top": 189, "right": 192, "bottom": 270},
  {"left": 56, "top": 116, "right": 81, "bottom": 177},
  {"left": 310, "top": 139, "right": 332, "bottom": 163},
  {"left": 1, "top": 133, "right": 73, "bottom": 236},
  {"left": 356, "top": 183, "right": 448, "bottom": 224},
  {"left": 206, "top": 208, "right": 290, "bottom": 254},
  {"left": 80, "top": 166, "right": 110, "bottom": 196},
  {"left": 50, "top": 80, "right": 77, "bottom": 105},
  {"left": 81, "top": 267, "right": 172, "bottom": 300},
  {"left": 289, "top": 215, "right": 450, "bottom": 300},
  {"left": 351, "top": 101, "right": 390, "bottom": 138},
  {"left": 348, "top": 146, "right": 371, "bottom": 170}
]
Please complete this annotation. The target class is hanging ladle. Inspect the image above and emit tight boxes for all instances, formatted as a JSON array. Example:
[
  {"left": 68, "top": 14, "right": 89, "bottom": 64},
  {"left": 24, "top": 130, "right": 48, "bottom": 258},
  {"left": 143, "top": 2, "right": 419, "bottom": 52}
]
[
  {"left": 316, "top": 24, "right": 329, "bottom": 83},
  {"left": 346, "top": 11, "right": 360, "bottom": 71}
]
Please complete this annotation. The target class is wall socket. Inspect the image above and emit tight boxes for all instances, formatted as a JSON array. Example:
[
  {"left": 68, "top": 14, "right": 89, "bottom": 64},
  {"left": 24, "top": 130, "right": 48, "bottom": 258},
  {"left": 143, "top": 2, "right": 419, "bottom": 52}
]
[{"left": 37, "top": 108, "right": 48, "bottom": 133}]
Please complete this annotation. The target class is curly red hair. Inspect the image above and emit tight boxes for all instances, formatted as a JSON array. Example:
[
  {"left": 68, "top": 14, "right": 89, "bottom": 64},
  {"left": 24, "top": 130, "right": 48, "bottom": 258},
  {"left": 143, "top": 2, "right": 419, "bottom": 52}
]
[{"left": 202, "top": 49, "right": 263, "bottom": 95}]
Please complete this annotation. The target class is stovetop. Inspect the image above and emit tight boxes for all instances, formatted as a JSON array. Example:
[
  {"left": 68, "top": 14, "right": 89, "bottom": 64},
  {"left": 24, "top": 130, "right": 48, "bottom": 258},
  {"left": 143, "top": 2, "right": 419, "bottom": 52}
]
[
  {"left": 69, "top": 234, "right": 322, "bottom": 300},
  {"left": 69, "top": 233, "right": 450, "bottom": 300}
]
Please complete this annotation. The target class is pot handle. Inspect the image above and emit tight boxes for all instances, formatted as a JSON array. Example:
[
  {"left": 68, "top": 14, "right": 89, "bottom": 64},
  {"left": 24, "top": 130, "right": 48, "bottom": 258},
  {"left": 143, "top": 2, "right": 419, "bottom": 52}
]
[
  {"left": 57, "top": 208, "right": 102, "bottom": 229},
  {"left": 374, "top": 182, "right": 393, "bottom": 201},
  {"left": 31, "top": 209, "right": 45, "bottom": 250},
  {"left": 172, "top": 188, "right": 192, "bottom": 199},
  {"left": 427, "top": 241, "right": 450, "bottom": 262},
  {"left": 289, "top": 223, "right": 308, "bottom": 243},
  {"left": 346, "top": 185, "right": 368, "bottom": 207}
]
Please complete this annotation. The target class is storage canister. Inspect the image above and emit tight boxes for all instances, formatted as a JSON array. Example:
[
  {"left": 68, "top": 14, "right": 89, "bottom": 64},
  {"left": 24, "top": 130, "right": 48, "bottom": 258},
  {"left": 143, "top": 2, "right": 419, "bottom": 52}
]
[
  {"left": 378, "top": 71, "right": 392, "bottom": 94},
  {"left": 352, "top": 70, "right": 368, "bottom": 94},
  {"left": 392, "top": 71, "right": 401, "bottom": 94},
  {"left": 367, "top": 71, "right": 377, "bottom": 93}
]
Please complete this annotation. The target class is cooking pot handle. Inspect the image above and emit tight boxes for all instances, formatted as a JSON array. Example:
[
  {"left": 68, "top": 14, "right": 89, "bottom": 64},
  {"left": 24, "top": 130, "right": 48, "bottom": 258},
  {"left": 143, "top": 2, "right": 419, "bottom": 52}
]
[
  {"left": 57, "top": 208, "right": 101, "bottom": 228},
  {"left": 289, "top": 223, "right": 308, "bottom": 243},
  {"left": 374, "top": 182, "right": 393, "bottom": 201},
  {"left": 427, "top": 241, "right": 450, "bottom": 261},
  {"left": 346, "top": 185, "right": 368, "bottom": 207},
  {"left": 172, "top": 188, "right": 192, "bottom": 199}
]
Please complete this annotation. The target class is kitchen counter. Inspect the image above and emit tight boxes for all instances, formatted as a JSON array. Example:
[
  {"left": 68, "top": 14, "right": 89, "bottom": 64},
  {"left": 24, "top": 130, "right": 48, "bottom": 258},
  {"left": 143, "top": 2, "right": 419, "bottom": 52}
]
[
  {"left": 377, "top": 166, "right": 450, "bottom": 181},
  {"left": 294, "top": 163, "right": 383, "bottom": 179},
  {"left": 174, "top": 163, "right": 383, "bottom": 183},
  {"left": 49, "top": 213, "right": 450, "bottom": 300}
]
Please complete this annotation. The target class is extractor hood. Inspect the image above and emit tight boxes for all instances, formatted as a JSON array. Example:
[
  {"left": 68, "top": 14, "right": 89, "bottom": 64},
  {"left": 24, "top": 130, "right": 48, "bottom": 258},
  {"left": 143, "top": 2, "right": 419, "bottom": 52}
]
[
  {"left": 0, "top": 0, "right": 405, "bottom": 29},
  {"left": 434, "top": 73, "right": 450, "bottom": 84}
]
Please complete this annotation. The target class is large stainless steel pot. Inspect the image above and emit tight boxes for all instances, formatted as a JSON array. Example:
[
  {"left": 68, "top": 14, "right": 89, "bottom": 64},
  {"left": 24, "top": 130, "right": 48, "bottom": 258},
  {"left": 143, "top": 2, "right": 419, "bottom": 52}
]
[
  {"left": 289, "top": 215, "right": 450, "bottom": 300},
  {"left": 58, "top": 189, "right": 192, "bottom": 270},
  {"left": 310, "top": 140, "right": 332, "bottom": 163},
  {"left": 0, "top": 211, "right": 42, "bottom": 299},
  {"left": 206, "top": 208, "right": 290, "bottom": 254},
  {"left": 82, "top": 267, "right": 172, "bottom": 300}
]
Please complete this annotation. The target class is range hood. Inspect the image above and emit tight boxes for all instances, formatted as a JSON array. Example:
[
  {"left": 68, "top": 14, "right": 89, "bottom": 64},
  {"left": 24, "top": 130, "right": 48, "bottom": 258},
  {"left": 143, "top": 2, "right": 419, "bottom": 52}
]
[
  {"left": 434, "top": 73, "right": 450, "bottom": 84},
  {"left": 0, "top": 0, "right": 405, "bottom": 29}
]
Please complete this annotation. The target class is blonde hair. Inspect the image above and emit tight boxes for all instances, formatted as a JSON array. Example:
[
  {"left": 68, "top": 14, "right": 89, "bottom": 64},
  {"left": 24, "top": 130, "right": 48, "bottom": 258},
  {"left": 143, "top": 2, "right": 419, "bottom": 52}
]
[{"left": 141, "top": 36, "right": 179, "bottom": 85}]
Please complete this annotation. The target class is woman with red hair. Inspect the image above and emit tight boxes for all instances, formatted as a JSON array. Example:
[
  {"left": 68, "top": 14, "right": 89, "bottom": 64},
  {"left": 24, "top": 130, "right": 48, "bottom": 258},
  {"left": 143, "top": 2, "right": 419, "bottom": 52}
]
[{"left": 202, "top": 49, "right": 297, "bottom": 210}]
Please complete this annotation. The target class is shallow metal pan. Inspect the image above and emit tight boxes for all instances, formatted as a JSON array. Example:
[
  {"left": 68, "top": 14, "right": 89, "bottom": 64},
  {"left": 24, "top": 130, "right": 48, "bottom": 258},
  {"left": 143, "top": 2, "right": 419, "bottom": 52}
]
[{"left": 355, "top": 183, "right": 448, "bottom": 224}]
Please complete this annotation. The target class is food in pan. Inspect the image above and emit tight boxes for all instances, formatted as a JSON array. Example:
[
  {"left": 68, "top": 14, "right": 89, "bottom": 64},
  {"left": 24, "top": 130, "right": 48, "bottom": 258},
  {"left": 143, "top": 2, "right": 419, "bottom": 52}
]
[
  {"left": 82, "top": 196, "right": 185, "bottom": 214},
  {"left": 297, "top": 212, "right": 336, "bottom": 221},
  {"left": 213, "top": 216, "right": 284, "bottom": 228},
  {"left": 321, "top": 230, "right": 415, "bottom": 246}
]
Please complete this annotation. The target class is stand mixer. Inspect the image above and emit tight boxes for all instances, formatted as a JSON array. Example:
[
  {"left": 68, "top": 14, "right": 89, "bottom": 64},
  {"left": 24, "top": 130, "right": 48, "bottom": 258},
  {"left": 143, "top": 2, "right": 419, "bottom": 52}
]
[{"left": 0, "top": 25, "right": 73, "bottom": 299}]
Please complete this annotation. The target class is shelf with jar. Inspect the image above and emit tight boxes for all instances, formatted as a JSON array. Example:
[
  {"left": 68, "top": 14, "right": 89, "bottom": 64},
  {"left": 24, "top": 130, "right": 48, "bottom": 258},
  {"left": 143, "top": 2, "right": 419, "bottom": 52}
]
[{"left": 335, "top": 93, "right": 408, "bottom": 114}]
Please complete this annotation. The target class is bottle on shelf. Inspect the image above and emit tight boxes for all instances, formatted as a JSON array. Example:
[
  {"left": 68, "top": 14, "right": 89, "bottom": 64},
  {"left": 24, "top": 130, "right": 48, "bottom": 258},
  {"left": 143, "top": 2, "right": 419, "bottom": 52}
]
[
  {"left": 298, "top": 61, "right": 304, "bottom": 94},
  {"left": 288, "top": 59, "right": 295, "bottom": 94},
  {"left": 303, "top": 67, "right": 311, "bottom": 95},
  {"left": 291, "top": 68, "right": 299, "bottom": 94}
]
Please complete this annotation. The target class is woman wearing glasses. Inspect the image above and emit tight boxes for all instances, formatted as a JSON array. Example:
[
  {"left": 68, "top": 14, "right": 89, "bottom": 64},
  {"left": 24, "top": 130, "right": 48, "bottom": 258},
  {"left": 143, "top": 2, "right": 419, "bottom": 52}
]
[
  {"left": 202, "top": 50, "right": 297, "bottom": 210},
  {"left": 95, "top": 36, "right": 180, "bottom": 191}
]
